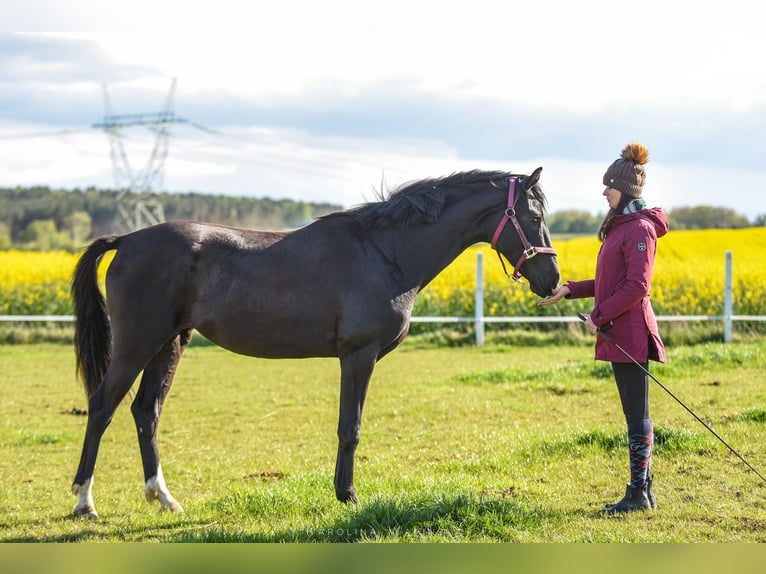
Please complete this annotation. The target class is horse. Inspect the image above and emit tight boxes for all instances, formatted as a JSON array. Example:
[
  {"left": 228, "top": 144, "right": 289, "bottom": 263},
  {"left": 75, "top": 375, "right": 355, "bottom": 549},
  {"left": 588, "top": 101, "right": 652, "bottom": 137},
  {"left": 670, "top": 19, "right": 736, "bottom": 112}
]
[{"left": 70, "top": 168, "right": 559, "bottom": 517}]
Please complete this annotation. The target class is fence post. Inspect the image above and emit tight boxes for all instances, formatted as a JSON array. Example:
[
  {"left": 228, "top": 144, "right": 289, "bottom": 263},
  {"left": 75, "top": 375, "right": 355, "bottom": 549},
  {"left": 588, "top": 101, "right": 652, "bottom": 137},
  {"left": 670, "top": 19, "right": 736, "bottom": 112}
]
[
  {"left": 724, "top": 250, "right": 733, "bottom": 343},
  {"left": 475, "top": 252, "right": 484, "bottom": 346}
]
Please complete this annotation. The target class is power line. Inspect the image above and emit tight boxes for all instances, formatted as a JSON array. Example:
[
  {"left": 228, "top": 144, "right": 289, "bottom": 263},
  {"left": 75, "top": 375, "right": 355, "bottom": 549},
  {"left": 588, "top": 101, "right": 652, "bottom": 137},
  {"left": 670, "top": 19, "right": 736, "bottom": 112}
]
[
  {"left": 92, "top": 77, "right": 216, "bottom": 232},
  {"left": 0, "top": 127, "right": 92, "bottom": 140}
]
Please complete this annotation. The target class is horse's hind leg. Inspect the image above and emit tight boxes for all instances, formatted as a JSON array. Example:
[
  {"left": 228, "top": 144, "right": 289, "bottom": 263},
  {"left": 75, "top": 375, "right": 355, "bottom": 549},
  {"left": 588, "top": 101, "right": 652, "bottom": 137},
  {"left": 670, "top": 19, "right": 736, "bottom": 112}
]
[
  {"left": 131, "top": 329, "right": 192, "bottom": 513},
  {"left": 72, "top": 359, "right": 145, "bottom": 517}
]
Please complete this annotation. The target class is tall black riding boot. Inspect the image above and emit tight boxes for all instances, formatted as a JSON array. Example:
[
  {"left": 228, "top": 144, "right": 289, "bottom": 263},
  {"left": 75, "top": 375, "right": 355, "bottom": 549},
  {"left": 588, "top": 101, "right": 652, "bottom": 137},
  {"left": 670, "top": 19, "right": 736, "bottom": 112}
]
[{"left": 603, "top": 484, "right": 651, "bottom": 514}]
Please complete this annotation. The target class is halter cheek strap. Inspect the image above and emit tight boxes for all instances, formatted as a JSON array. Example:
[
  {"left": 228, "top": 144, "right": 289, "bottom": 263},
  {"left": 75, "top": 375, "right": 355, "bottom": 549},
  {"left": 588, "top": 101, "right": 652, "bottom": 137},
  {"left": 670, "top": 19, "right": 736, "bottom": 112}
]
[{"left": 491, "top": 177, "right": 557, "bottom": 282}]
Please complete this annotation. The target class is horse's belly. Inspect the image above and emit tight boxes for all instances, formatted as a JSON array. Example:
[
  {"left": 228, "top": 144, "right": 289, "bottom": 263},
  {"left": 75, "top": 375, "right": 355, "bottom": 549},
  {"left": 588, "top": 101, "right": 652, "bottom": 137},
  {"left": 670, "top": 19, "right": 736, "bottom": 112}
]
[
  {"left": 195, "top": 319, "right": 338, "bottom": 359},
  {"left": 191, "top": 282, "right": 411, "bottom": 359}
]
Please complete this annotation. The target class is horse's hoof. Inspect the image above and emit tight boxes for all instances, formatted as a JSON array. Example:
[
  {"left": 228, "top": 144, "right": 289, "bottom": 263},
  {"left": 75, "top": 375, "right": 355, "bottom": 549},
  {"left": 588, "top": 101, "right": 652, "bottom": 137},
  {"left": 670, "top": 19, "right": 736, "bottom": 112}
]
[
  {"left": 144, "top": 469, "right": 183, "bottom": 512},
  {"left": 161, "top": 499, "right": 184, "bottom": 513},
  {"left": 336, "top": 488, "right": 359, "bottom": 504},
  {"left": 72, "top": 479, "right": 97, "bottom": 518},
  {"left": 145, "top": 486, "right": 184, "bottom": 512},
  {"left": 73, "top": 505, "right": 98, "bottom": 519}
]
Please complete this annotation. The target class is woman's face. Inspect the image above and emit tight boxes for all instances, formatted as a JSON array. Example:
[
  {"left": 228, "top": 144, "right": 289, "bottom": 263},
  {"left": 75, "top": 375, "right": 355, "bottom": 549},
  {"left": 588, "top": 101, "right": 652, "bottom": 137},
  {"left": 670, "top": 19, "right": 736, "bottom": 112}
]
[{"left": 603, "top": 187, "right": 622, "bottom": 210}]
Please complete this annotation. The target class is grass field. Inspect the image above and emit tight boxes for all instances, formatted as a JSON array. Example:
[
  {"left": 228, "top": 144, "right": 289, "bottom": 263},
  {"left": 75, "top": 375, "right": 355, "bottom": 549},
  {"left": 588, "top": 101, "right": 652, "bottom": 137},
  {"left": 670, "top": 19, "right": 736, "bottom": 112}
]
[{"left": 1, "top": 337, "right": 764, "bottom": 543}]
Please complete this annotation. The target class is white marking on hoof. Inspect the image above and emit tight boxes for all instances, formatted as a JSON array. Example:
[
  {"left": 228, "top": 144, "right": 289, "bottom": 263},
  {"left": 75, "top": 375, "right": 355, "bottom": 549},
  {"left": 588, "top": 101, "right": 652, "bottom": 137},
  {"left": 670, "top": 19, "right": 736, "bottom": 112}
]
[
  {"left": 72, "top": 477, "right": 98, "bottom": 518},
  {"left": 144, "top": 465, "right": 184, "bottom": 513}
]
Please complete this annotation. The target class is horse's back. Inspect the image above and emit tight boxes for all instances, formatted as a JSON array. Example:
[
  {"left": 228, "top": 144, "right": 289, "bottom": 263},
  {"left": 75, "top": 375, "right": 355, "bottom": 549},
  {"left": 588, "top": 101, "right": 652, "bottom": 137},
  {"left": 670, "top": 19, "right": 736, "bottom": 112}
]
[{"left": 102, "top": 221, "right": 285, "bottom": 338}]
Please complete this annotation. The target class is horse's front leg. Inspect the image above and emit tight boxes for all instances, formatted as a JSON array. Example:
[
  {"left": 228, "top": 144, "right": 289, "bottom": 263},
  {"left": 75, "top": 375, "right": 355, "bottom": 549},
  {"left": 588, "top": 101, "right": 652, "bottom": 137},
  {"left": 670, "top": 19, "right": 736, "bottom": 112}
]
[{"left": 334, "top": 345, "right": 377, "bottom": 503}]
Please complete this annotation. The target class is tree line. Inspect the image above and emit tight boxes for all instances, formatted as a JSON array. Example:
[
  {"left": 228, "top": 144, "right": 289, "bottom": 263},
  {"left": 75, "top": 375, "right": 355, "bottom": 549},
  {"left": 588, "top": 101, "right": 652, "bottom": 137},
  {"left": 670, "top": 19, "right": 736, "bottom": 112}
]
[
  {"left": 0, "top": 185, "right": 762, "bottom": 251},
  {"left": 547, "top": 205, "right": 761, "bottom": 235},
  {"left": 0, "top": 186, "right": 342, "bottom": 251}
]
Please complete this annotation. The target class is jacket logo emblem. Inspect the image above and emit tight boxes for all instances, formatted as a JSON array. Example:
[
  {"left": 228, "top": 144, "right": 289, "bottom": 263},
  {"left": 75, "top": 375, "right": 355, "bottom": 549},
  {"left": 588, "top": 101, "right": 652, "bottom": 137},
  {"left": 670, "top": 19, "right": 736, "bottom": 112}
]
[{"left": 637, "top": 242, "right": 647, "bottom": 252}]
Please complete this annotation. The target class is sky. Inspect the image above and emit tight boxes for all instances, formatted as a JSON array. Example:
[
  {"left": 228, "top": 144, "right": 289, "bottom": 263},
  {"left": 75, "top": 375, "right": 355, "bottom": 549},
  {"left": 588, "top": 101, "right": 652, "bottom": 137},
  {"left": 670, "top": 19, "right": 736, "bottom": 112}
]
[{"left": 1, "top": 0, "right": 765, "bottom": 218}]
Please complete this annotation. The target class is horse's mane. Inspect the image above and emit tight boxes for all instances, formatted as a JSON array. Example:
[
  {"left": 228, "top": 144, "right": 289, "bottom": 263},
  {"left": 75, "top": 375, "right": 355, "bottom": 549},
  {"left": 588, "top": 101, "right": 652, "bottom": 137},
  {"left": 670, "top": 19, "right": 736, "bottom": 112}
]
[{"left": 333, "top": 170, "right": 532, "bottom": 230}]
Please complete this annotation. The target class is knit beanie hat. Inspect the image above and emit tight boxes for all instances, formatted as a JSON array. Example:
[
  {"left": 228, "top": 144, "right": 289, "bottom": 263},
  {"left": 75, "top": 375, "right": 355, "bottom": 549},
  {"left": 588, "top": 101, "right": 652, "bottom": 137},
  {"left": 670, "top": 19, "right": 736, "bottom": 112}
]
[{"left": 602, "top": 142, "right": 649, "bottom": 198}]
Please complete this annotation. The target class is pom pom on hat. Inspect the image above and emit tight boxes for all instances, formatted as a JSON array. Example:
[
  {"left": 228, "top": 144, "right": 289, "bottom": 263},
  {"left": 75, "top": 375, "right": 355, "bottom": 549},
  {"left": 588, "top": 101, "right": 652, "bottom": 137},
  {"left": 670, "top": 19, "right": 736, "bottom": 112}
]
[{"left": 603, "top": 141, "right": 649, "bottom": 198}]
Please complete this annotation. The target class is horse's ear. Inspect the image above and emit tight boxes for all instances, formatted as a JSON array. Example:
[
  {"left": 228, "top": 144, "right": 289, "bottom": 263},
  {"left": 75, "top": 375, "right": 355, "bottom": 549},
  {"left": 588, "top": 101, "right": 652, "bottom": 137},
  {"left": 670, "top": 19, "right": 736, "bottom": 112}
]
[{"left": 527, "top": 167, "right": 543, "bottom": 187}]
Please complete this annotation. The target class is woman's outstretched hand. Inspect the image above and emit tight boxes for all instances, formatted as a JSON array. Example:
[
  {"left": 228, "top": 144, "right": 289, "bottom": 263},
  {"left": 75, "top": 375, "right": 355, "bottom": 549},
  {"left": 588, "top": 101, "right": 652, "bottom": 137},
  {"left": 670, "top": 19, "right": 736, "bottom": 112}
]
[{"left": 537, "top": 284, "right": 570, "bottom": 307}]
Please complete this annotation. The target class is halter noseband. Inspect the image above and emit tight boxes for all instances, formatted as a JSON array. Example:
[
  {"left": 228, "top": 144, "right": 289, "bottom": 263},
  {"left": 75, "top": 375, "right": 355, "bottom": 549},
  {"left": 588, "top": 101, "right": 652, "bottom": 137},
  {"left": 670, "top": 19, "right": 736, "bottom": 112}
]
[{"left": 490, "top": 177, "right": 557, "bottom": 283}]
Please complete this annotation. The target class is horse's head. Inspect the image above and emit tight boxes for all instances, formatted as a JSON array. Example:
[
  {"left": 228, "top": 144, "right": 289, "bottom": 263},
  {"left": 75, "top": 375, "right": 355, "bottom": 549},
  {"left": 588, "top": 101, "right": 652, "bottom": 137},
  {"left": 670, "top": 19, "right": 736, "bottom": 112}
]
[{"left": 491, "top": 167, "right": 560, "bottom": 297}]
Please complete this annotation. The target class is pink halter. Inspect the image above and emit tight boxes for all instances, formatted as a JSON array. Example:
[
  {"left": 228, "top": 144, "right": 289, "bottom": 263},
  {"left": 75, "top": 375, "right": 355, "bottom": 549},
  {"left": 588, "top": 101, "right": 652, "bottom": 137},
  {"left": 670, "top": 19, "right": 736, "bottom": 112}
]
[{"left": 490, "top": 177, "right": 557, "bottom": 282}]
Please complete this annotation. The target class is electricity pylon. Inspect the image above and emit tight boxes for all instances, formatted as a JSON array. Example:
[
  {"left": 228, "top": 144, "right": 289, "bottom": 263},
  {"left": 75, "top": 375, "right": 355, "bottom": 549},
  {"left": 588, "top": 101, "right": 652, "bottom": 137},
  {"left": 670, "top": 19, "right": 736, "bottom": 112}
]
[{"left": 93, "top": 78, "right": 197, "bottom": 232}]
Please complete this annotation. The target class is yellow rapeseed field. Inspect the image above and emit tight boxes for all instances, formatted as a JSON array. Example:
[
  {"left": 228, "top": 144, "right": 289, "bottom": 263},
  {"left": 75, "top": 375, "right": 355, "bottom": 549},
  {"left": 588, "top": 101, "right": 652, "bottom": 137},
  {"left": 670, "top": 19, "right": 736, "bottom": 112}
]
[
  {"left": 416, "top": 227, "right": 766, "bottom": 319},
  {"left": 0, "top": 250, "right": 110, "bottom": 315},
  {"left": 1, "top": 228, "right": 765, "bottom": 318},
  {"left": 0, "top": 250, "right": 77, "bottom": 315}
]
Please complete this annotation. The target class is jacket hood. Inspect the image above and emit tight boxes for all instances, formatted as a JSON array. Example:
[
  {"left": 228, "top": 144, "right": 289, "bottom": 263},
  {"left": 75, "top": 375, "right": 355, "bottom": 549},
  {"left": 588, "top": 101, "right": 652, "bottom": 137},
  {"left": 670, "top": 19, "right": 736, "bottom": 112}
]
[{"left": 612, "top": 207, "right": 669, "bottom": 238}]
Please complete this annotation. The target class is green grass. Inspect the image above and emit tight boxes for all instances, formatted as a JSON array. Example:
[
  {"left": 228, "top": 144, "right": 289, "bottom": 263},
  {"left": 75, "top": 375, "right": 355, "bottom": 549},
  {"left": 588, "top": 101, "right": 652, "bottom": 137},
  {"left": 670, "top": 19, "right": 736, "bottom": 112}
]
[{"left": 0, "top": 338, "right": 765, "bottom": 542}]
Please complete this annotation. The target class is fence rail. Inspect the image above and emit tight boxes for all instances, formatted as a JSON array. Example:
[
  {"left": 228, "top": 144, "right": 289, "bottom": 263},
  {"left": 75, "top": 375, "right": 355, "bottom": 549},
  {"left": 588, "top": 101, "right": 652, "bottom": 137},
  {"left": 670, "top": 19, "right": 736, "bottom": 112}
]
[{"left": 3, "top": 252, "right": 762, "bottom": 345}]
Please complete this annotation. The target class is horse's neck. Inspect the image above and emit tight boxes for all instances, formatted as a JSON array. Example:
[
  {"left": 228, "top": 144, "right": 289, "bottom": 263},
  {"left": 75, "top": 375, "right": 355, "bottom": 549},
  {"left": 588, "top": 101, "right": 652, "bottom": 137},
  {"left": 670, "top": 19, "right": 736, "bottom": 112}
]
[{"left": 375, "top": 200, "right": 495, "bottom": 289}]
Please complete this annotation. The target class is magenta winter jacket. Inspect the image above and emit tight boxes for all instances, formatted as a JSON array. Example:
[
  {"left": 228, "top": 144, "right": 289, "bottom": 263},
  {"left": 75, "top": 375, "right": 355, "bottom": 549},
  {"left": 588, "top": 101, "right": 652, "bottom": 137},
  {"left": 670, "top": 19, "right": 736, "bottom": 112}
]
[{"left": 566, "top": 208, "right": 669, "bottom": 364}]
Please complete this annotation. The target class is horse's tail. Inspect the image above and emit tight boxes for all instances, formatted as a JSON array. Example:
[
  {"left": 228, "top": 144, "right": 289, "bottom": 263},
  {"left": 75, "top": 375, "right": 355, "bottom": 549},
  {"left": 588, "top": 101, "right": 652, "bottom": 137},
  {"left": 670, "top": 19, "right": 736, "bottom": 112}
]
[{"left": 72, "top": 235, "right": 120, "bottom": 399}]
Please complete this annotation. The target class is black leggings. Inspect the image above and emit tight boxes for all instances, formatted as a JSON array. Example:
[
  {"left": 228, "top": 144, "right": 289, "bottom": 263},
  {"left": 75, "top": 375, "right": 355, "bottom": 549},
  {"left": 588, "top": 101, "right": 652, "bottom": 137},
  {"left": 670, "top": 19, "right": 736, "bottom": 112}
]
[{"left": 611, "top": 362, "right": 650, "bottom": 423}]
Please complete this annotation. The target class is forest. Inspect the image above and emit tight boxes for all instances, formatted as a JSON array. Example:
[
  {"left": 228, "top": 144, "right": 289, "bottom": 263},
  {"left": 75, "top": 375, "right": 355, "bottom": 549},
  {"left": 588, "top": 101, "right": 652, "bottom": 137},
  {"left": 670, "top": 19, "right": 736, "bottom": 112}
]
[
  {"left": 0, "top": 185, "right": 761, "bottom": 251},
  {"left": 0, "top": 186, "right": 342, "bottom": 251}
]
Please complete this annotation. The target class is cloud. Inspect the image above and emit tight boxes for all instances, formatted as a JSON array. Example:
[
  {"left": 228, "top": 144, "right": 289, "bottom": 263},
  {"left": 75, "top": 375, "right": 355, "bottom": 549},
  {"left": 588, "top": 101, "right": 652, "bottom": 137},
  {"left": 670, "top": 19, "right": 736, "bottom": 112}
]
[
  {"left": 0, "top": 34, "right": 119, "bottom": 82},
  {"left": 2, "top": 30, "right": 765, "bottom": 173},
  {"left": 0, "top": 34, "right": 165, "bottom": 127},
  {"left": 179, "top": 84, "right": 766, "bottom": 175},
  {"left": 1, "top": 19, "right": 766, "bottom": 219}
]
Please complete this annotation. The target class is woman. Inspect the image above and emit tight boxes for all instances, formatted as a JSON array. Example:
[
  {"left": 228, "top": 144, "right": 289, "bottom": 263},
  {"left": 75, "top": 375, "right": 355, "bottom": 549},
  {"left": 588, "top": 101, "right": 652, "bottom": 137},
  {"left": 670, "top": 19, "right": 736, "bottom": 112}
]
[{"left": 539, "top": 142, "right": 669, "bottom": 513}]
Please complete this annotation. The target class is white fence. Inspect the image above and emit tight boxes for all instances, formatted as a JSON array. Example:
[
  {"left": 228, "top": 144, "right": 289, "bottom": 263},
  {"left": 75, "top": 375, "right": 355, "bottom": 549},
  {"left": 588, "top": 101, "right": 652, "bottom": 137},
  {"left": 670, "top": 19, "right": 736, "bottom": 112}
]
[
  {"left": 409, "top": 250, "right": 765, "bottom": 345},
  {"left": 2, "top": 251, "right": 764, "bottom": 345}
]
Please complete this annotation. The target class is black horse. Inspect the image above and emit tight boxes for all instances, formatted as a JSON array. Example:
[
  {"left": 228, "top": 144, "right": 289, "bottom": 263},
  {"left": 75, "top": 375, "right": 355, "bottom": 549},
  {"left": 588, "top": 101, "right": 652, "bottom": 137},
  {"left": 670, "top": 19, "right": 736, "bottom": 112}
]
[{"left": 70, "top": 168, "right": 559, "bottom": 517}]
